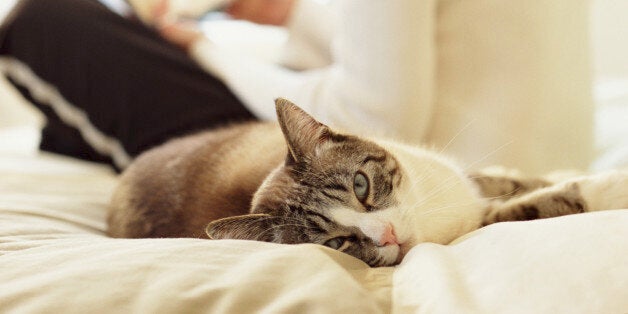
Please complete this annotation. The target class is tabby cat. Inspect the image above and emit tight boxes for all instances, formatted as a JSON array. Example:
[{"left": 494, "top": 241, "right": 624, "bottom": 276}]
[{"left": 107, "top": 98, "right": 628, "bottom": 267}]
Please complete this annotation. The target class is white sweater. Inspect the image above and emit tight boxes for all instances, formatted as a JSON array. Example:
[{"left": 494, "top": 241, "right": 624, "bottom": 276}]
[{"left": 190, "top": 0, "right": 594, "bottom": 175}]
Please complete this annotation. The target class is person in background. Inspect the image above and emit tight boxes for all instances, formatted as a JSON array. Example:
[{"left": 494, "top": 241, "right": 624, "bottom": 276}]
[{"left": 0, "top": 0, "right": 593, "bottom": 174}]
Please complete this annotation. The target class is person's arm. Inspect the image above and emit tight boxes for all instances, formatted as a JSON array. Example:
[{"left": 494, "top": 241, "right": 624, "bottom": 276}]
[
  {"left": 129, "top": 0, "right": 231, "bottom": 24},
  {"left": 278, "top": 0, "right": 336, "bottom": 70},
  {"left": 213, "top": 0, "right": 334, "bottom": 70},
  {"left": 189, "top": 0, "right": 436, "bottom": 142}
]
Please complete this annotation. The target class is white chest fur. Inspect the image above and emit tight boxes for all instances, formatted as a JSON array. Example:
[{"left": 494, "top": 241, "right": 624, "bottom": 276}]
[{"left": 330, "top": 139, "right": 486, "bottom": 258}]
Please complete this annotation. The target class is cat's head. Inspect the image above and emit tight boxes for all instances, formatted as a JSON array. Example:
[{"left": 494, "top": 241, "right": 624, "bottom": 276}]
[{"left": 206, "top": 98, "right": 484, "bottom": 267}]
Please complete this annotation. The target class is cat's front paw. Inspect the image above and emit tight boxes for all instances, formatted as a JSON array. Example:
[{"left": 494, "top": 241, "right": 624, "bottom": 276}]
[
  {"left": 482, "top": 202, "right": 510, "bottom": 226},
  {"left": 482, "top": 202, "right": 540, "bottom": 226}
]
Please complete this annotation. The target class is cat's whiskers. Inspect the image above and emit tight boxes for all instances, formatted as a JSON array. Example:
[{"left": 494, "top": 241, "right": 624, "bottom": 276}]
[
  {"left": 397, "top": 161, "right": 439, "bottom": 209},
  {"left": 462, "top": 141, "right": 514, "bottom": 172},
  {"left": 403, "top": 170, "right": 464, "bottom": 214},
  {"left": 394, "top": 119, "right": 475, "bottom": 208},
  {"left": 437, "top": 119, "right": 476, "bottom": 155},
  {"left": 402, "top": 176, "right": 515, "bottom": 229},
  {"left": 395, "top": 119, "right": 476, "bottom": 210},
  {"left": 420, "top": 198, "right": 487, "bottom": 217},
  {"left": 435, "top": 140, "right": 514, "bottom": 187},
  {"left": 466, "top": 174, "right": 524, "bottom": 201},
  {"left": 402, "top": 141, "right": 514, "bottom": 215},
  {"left": 411, "top": 141, "right": 514, "bottom": 210},
  {"left": 400, "top": 167, "right": 440, "bottom": 213}
]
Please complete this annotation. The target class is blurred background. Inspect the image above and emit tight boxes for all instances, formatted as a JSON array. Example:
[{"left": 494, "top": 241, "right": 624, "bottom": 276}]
[{"left": 1, "top": 0, "right": 627, "bottom": 170}]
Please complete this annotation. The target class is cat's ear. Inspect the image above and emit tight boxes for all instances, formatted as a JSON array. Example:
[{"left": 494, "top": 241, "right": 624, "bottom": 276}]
[
  {"left": 206, "top": 214, "right": 288, "bottom": 242},
  {"left": 275, "top": 98, "right": 332, "bottom": 163}
]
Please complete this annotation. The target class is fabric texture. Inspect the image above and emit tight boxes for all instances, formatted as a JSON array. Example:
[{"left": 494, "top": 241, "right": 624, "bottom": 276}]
[{"left": 1, "top": 152, "right": 627, "bottom": 313}]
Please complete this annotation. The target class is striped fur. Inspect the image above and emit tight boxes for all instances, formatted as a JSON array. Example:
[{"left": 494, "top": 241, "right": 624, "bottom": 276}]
[{"left": 108, "top": 98, "right": 628, "bottom": 267}]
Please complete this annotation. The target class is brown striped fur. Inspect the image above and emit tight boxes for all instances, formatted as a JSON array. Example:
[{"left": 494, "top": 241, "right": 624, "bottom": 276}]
[{"left": 107, "top": 99, "right": 628, "bottom": 266}]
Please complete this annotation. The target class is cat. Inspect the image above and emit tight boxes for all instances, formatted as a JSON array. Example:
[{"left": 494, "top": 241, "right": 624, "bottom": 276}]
[{"left": 107, "top": 98, "right": 628, "bottom": 267}]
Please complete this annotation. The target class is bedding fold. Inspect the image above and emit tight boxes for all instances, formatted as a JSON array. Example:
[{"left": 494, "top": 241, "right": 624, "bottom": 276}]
[{"left": 1, "top": 150, "right": 627, "bottom": 314}]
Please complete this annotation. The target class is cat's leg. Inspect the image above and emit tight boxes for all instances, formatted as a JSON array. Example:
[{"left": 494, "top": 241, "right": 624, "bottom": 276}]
[
  {"left": 470, "top": 168, "right": 551, "bottom": 201},
  {"left": 483, "top": 171, "right": 628, "bottom": 225}
]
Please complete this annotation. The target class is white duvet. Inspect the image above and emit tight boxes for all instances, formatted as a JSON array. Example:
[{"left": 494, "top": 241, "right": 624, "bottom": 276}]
[{"left": 1, "top": 152, "right": 627, "bottom": 313}]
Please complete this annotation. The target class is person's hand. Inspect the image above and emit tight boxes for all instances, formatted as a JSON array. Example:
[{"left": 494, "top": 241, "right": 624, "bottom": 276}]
[
  {"left": 159, "top": 21, "right": 204, "bottom": 50},
  {"left": 152, "top": 0, "right": 204, "bottom": 51},
  {"left": 226, "top": 0, "right": 296, "bottom": 26}
]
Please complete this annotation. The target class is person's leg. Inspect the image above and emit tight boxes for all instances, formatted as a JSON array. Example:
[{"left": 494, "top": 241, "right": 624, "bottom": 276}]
[
  {"left": 6, "top": 76, "right": 116, "bottom": 164},
  {"left": 0, "top": 0, "right": 255, "bottom": 170}
]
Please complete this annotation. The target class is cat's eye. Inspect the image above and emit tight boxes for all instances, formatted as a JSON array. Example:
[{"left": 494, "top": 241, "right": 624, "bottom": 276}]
[
  {"left": 353, "top": 172, "right": 369, "bottom": 203},
  {"left": 323, "top": 237, "right": 352, "bottom": 251}
]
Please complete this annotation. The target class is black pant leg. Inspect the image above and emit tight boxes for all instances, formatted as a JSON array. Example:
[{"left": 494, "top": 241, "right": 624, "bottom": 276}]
[{"left": 0, "top": 0, "right": 256, "bottom": 169}]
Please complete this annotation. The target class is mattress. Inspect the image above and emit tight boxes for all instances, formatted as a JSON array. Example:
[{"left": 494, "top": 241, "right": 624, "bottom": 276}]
[{"left": 1, "top": 150, "right": 627, "bottom": 313}]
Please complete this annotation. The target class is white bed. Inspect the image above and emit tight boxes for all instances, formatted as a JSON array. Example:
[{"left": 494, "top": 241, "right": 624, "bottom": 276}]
[
  {"left": 2, "top": 0, "right": 628, "bottom": 313},
  {"left": 1, "top": 149, "right": 627, "bottom": 313}
]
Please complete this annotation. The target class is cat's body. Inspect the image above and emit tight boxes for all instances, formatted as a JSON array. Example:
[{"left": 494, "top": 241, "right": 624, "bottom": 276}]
[
  {"left": 108, "top": 99, "right": 628, "bottom": 266},
  {"left": 108, "top": 122, "right": 286, "bottom": 238}
]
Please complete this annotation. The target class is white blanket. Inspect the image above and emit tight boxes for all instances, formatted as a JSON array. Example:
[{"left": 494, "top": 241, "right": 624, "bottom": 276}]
[{"left": 1, "top": 152, "right": 627, "bottom": 313}]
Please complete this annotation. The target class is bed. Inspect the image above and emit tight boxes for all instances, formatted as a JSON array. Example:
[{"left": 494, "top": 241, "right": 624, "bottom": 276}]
[
  {"left": 2, "top": 0, "right": 628, "bottom": 313},
  {"left": 1, "top": 147, "right": 627, "bottom": 313}
]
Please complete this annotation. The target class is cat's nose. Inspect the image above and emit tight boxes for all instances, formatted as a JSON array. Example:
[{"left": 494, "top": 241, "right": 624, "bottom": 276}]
[{"left": 379, "top": 223, "right": 398, "bottom": 246}]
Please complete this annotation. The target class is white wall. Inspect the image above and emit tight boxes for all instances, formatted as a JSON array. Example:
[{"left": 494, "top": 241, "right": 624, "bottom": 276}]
[{"left": 591, "top": 0, "right": 628, "bottom": 78}]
